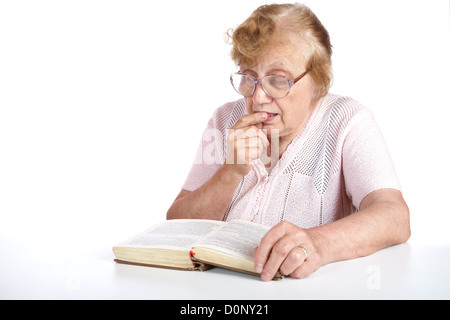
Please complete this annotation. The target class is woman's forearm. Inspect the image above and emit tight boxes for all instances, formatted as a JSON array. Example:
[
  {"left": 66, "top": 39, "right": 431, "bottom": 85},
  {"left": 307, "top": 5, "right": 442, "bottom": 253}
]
[
  {"left": 166, "top": 164, "right": 244, "bottom": 220},
  {"left": 253, "top": 188, "right": 410, "bottom": 281},
  {"left": 310, "top": 189, "right": 411, "bottom": 266},
  {"left": 167, "top": 112, "right": 268, "bottom": 220}
]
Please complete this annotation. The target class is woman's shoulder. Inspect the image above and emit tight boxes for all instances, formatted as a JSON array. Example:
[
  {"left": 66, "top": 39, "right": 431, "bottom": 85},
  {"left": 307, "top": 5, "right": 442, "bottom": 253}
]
[
  {"left": 316, "top": 93, "right": 374, "bottom": 129},
  {"left": 319, "top": 93, "right": 368, "bottom": 115},
  {"left": 210, "top": 98, "right": 247, "bottom": 130}
]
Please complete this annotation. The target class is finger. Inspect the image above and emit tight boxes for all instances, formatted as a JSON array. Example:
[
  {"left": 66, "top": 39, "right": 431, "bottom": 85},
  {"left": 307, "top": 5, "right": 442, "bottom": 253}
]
[
  {"left": 234, "top": 126, "right": 260, "bottom": 139},
  {"left": 289, "top": 260, "right": 316, "bottom": 279},
  {"left": 260, "top": 237, "right": 297, "bottom": 281},
  {"left": 234, "top": 128, "right": 267, "bottom": 153},
  {"left": 233, "top": 112, "right": 268, "bottom": 129},
  {"left": 254, "top": 223, "right": 289, "bottom": 274},
  {"left": 234, "top": 136, "right": 262, "bottom": 161},
  {"left": 243, "top": 127, "right": 269, "bottom": 148},
  {"left": 247, "top": 147, "right": 263, "bottom": 161},
  {"left": 258, "top": 128, "right": 269, "bottom": 148},
  {"left": 244, "top": 136, "right": 262, "bottom": 148},
  {"left": 279, "top": 246, "right": 307, "bottom": 276}
]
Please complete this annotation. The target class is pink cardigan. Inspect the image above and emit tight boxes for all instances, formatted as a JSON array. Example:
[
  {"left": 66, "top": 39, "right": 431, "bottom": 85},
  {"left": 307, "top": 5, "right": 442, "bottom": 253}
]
[{"left": 182, "top": 94, "right": 401, "bottom": 228}]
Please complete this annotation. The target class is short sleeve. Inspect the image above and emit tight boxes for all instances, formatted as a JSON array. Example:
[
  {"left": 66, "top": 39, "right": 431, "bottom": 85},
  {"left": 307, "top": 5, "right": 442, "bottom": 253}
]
[
  {"left": 182, "top": 116, "right": 226, "bottom": 192},
  {"left": 181, "top": 100, "right": 246, "bottom": 192},
  {"left": 342, "top": 108, "right": 401, "bottom": 209}
]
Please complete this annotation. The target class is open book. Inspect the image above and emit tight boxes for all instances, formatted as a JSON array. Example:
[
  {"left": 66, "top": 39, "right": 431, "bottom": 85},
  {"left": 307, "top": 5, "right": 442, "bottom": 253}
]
[{"left": 113, "top": 219, "right": 282, "bottom": 280}]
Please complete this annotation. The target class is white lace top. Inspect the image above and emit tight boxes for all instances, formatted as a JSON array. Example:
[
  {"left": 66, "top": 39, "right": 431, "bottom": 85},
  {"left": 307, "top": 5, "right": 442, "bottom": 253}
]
[{"left": 182, "top": 94, "right": 401, "bottom": 228}]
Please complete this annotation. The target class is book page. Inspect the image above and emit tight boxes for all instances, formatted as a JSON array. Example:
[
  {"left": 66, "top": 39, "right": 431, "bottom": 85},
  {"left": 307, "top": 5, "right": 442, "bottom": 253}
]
[
  {"left": 118, "top": 219, "right": 225, "bottom": 250},
  {"left": 193, "top": 219, "right": 271, "bottom": 260}
]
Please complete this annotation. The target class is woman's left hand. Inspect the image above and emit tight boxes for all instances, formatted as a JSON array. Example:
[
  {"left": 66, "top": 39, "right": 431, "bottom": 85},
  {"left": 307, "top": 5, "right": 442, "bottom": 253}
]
[{"left": 253, "top": 221, "right": 323, "bottom": 281}]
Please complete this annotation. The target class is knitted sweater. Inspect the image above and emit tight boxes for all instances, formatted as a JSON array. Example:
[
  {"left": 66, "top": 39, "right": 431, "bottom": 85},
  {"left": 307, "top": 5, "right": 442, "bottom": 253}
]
[{"left": 182, "top": 94, "right": 401, "bottom": 228}]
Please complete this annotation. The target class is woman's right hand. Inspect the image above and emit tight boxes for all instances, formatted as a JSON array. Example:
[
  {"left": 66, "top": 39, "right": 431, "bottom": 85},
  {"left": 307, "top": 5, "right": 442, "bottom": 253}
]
[{"left": 225, "top": 112, "right": 269, "bottom": 177}]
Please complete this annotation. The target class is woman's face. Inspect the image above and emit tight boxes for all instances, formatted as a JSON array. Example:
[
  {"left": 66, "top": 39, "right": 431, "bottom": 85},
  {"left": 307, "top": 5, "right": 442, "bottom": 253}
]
[{"left": 241, "top": 40, "right": 316, "bottom": 143}]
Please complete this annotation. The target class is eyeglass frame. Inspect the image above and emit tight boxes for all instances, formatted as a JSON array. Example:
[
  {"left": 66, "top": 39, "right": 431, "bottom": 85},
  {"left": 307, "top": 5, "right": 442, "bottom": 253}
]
[{"left": 230, "top": 68, "right": 312, "bottom": 99}]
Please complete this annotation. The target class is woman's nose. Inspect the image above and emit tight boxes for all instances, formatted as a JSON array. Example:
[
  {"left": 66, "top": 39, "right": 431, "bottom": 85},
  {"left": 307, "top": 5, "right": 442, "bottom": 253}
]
[{"left": 252, "top": 82, "right": 273, "bottom": 105}]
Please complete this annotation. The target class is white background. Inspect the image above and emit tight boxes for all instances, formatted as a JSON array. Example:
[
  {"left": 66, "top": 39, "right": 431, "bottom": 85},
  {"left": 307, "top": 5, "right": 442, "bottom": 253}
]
[{"left": 1, "top": 0, "right": 449, "bottom": 268}]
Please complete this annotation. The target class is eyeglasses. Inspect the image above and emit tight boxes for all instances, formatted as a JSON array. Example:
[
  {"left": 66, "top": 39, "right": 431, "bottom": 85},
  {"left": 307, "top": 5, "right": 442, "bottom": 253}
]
[{"left": 230, "top": 69, "right": 311, "bottom": 99}]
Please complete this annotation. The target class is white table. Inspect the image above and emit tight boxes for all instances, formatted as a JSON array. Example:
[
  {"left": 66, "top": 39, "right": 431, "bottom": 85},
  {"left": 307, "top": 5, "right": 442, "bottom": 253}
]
[{"left": 1, "top": 239, "right": 449, "bottom": 300}]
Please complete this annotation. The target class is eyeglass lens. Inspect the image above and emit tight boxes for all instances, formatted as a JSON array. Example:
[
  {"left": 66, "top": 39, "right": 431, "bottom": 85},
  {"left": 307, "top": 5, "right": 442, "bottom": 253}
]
[{"left": 231, "top": 74, "right": 290, "bottom": 99}]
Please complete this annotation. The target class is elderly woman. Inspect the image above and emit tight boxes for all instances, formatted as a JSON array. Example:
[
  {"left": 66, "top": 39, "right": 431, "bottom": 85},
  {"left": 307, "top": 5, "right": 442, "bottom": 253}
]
[{"left": 167, "top": 3, "right": 410, "bottom": 281}]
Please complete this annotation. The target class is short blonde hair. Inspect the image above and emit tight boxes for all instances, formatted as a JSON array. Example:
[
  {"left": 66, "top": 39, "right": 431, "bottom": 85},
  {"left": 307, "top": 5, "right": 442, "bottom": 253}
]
[{"left": 228, "top": 3, "right": 333, "bottom": 102}]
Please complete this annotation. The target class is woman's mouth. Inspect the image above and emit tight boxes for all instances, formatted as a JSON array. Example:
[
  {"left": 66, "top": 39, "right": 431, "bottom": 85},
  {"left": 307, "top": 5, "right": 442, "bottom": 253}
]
[{"left": 264, "top": 113, "right": 279, "bottom": 122}]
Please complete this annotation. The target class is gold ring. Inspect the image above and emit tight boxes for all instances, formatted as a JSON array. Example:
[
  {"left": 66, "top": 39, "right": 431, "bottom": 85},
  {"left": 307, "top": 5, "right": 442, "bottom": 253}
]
[{"left": 297, "top": 245, "right": 308, "bottom": 260}]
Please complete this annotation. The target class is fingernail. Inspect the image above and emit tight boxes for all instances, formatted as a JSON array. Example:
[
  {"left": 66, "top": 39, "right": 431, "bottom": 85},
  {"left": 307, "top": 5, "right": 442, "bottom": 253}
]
[
  {"left": 261, "top": 112, "right": 267, "bottom": 119},
  {"left": 255, "top": 263, "right": 264, "bottom": 273},
  {"left": 261, "top": 272, "right": 271, "bottom": 281}
]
